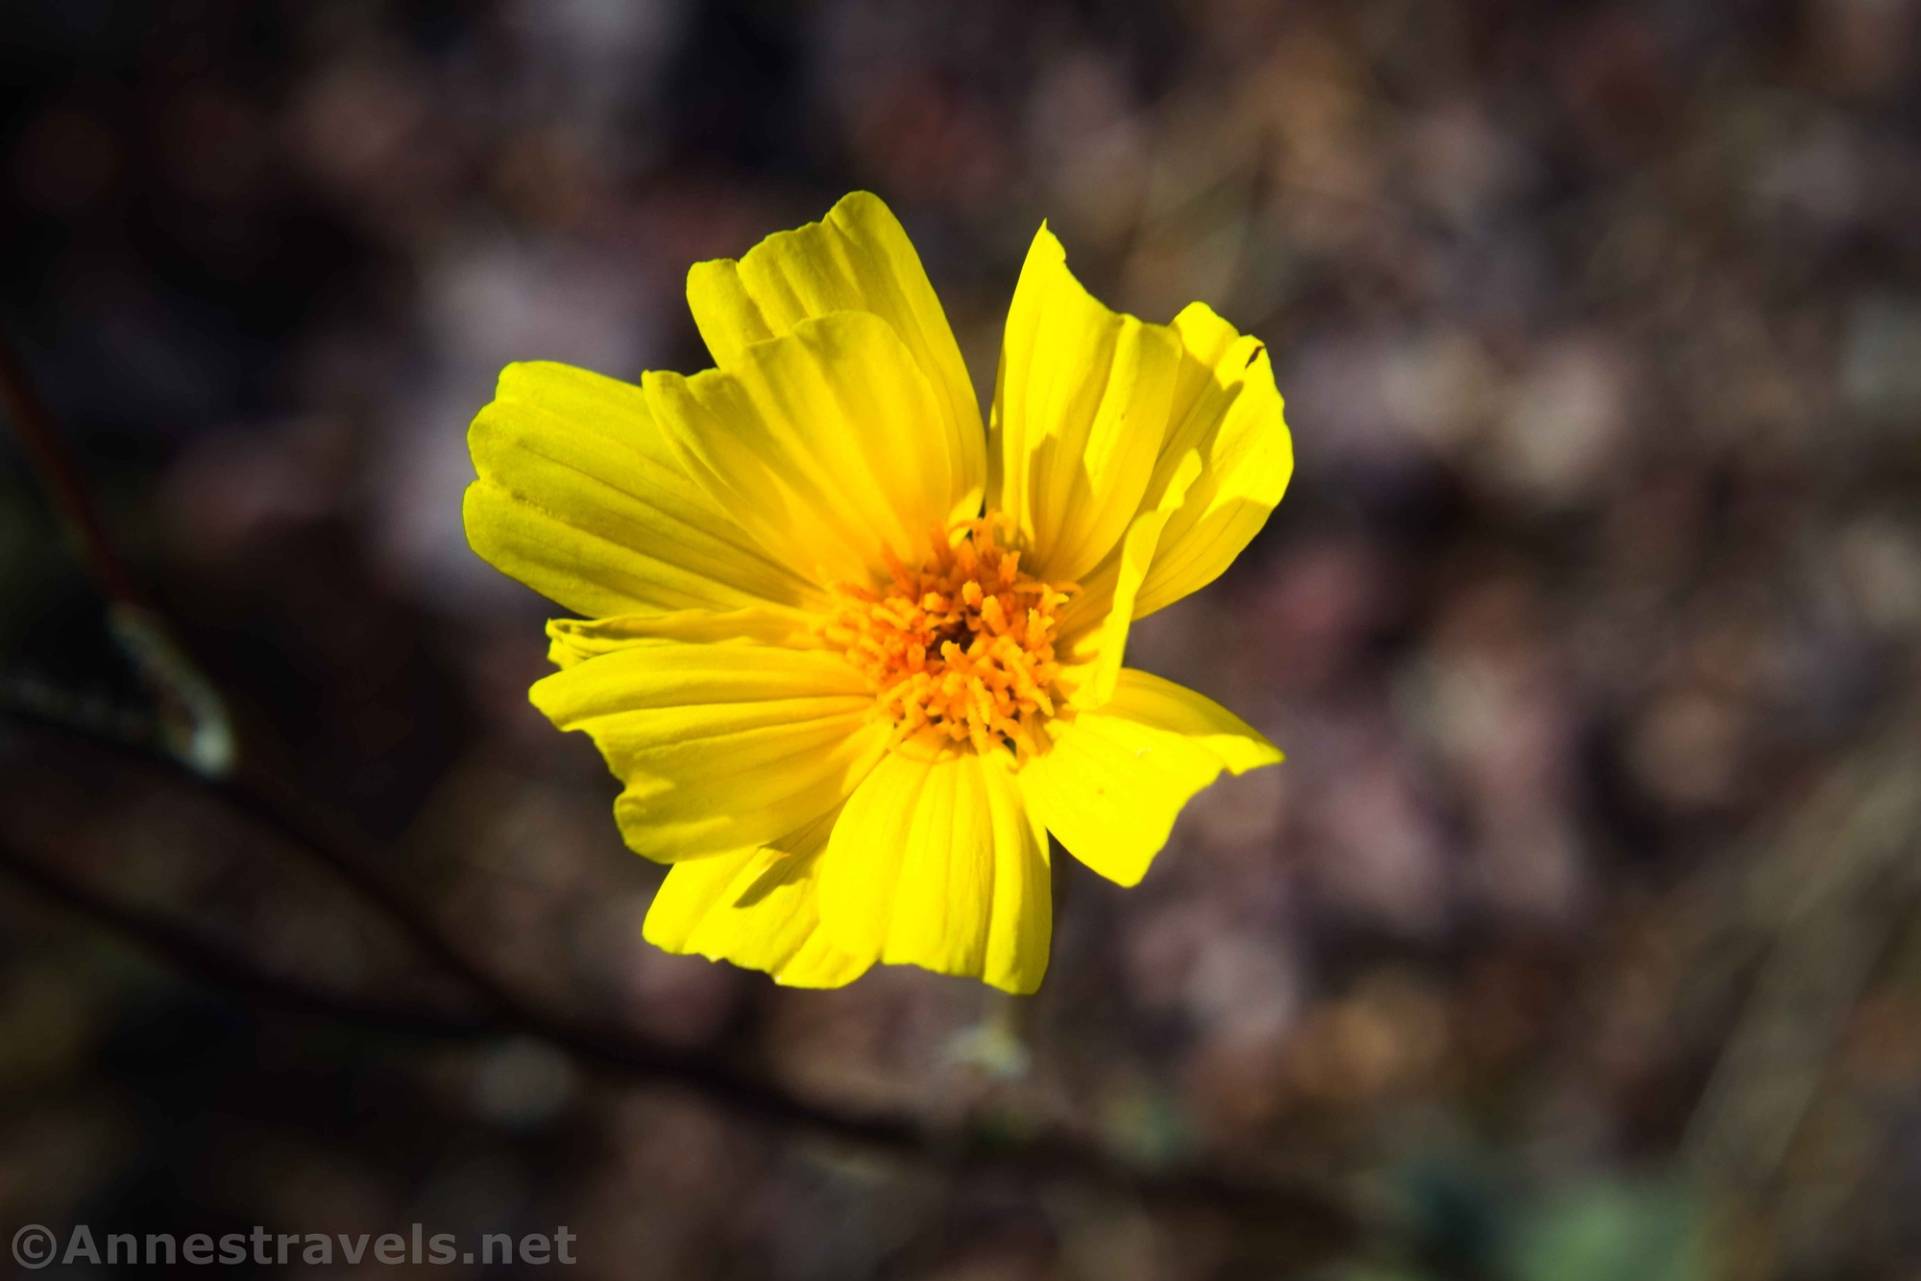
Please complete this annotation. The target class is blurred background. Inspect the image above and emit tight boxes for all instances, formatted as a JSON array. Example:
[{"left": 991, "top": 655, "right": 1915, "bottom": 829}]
[{"left": 3, "top": 1, "right": 1920, "bottom": 1277}]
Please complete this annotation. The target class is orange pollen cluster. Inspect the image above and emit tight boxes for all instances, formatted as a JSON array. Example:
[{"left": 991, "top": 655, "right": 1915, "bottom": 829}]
[{"left": 822, "top": 515, "right": 1074, "bottom": 757}]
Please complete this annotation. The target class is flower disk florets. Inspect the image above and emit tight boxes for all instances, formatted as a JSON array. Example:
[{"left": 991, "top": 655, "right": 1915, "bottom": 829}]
[{"left": 823, "top": 514, "right": 1073, "bottom": 757}]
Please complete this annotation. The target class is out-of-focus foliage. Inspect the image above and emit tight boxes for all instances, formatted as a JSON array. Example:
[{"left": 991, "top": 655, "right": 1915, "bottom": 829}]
[
  {"left": 1510, "top": 1178, "right": 1701, "bottom": 1281},
  {"left": 2, "top": 1, "right": 1918, "bottom": 1278}
]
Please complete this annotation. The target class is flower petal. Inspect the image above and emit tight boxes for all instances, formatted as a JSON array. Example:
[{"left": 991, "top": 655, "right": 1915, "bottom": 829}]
[
  {"left": 1019, "top": 669, "right": 1282, "bottom": 887},
  {"left": 990, "top": 224, "right": 1183, "bottom": 582},
  {"left": 1054, "top": 451, "right": 1202, "bottom": 710},
  {"left": 465, "top": 361, "right": 821, "bottom": 617},
  {"left": 1131, "top": 303, "right": 1293, "bottom": 618},
  {"left": 530, "top": 639, "right": 888, "bottom": 861},
  {"left": 817, "top": 748, "right": 1051, "bottom": 994},
  {"left": 642, "top": 807, "right": 871, "bottom": 988},
  {"left": 545, "top": 609, "right": 812, "bottom": 668},
  {"left": 687, "top": 191, "right": 984, "bottom": 516},
  {"left": 646, "top": 311, "right": 978, "bottom": 588}
]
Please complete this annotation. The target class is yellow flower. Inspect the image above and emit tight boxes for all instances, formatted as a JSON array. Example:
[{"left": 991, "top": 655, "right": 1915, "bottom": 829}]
[{"left": 464, "top": 193, "right": 1292, "bottom": 993}]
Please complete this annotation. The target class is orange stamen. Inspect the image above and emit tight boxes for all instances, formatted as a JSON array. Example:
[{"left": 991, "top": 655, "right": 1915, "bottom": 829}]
[{"left": 821, "top": 514, "right": 1074, "bottom": 758}]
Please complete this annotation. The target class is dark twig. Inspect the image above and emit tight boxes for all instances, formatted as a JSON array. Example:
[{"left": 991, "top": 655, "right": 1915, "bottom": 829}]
[
  {"left": 0, "top": 334, "right": 141, "bottom": 607},
  {"left": 0, "top": 830, "right": 496, "bottom": 1044},
  {"left": 0, "top": 331, "right": 234, "bottom": 775}
]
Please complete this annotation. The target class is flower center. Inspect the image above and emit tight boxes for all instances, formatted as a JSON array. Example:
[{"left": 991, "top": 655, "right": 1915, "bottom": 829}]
[{"left": 822, "top": 514, "right": 1074, "bottom": 757}]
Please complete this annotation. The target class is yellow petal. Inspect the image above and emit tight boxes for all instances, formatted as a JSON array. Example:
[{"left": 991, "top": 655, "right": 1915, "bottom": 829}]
[
  {"left": 465, "top": 361, "right": 820, "bottom": 617},
  {"left": 642, "top": 807, "right": 871, "bottom": 988},
  {"left": 990, "top": 224, "right": 1183, "bottom": 582},
  {"left": 687, "top": 191, "right": 984, "bottom": 516},
  {"left": 1131, "top": 303, "right": 1294, "bottom": 618},
  {"left": 545, "top": 609, "right": 812, "bottom": 669},
  {"left": 1055, "top": 450, "right": 1202, "bottom": 709},
  {"left": 645, "top": 311, "right": 978, "bottom": 588},
  {"left": 530, "top": 639, "right": 887, "bottom": 861},
  {"left": 1019, "top": 669, "right": 1282, "bottom": 887},
  {"left": 817, "top": 748, "right": 1051, "bottom": 994}
]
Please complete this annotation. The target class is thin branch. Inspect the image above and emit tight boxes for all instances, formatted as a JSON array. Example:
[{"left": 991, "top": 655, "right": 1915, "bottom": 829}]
[
  {"left": 0, "top": 331, "right": 234, "bottom": 775},
  {"left": 1681, "top": 733, "right": 1921, "bottom": 1189},
  {"left": 0, "top": 333, "right": 142, "bottom": 608},
  {"left": 0, "top": 830, "right": 495, "bottom": 1044}
]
